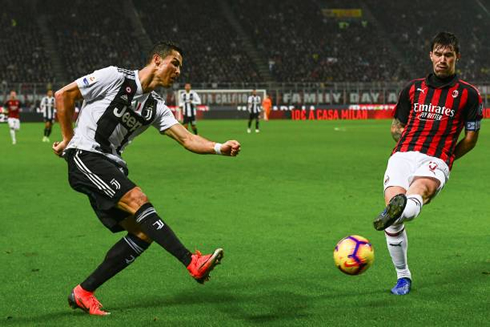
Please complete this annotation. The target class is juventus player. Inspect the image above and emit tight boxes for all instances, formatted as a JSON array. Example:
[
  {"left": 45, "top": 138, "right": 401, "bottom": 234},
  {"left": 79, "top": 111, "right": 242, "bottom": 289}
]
[
  {"left": 4, "top": 90, "right": 22, "bottom": 145},
  {"left": 53, "top": 41, "right": 241, "bottom": 315},
  {"left": 179, "top": 83, "right": 201, "bottom": 134},
  {"left": 40, "top": 89, "right": 56, "bottom": 142},
  {"left": 247, "top": 89, "right": 261, "bottom": 133},
  {"left": 373, "top": 32, "right": 483, "bottom": 295}
]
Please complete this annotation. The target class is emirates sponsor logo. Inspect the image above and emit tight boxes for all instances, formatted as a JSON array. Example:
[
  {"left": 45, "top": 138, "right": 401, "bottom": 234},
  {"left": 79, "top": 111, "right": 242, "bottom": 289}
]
[{"left": 414, "top": 102, "right": 455, "bottom": 121}]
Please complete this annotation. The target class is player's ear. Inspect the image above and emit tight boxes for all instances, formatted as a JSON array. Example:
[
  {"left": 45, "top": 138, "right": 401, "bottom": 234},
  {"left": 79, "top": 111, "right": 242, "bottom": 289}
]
[{"left": 153, "top": 54, "right": 162, "bottom": 66}]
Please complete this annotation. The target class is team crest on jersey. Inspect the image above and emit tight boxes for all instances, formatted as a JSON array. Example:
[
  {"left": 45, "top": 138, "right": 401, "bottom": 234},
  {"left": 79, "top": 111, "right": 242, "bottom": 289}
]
[{"left": 451, "top": 90, "right": 459, "bottom": 98}]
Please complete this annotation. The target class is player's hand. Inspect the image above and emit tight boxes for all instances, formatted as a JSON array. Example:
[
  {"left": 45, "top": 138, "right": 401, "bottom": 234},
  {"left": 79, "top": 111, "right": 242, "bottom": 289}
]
[
  {"left": 52, "top": 140, "right": 68, "bottom": 157},
  {"left": 220, "top": 140, "right": 241, "bottom": 157}
]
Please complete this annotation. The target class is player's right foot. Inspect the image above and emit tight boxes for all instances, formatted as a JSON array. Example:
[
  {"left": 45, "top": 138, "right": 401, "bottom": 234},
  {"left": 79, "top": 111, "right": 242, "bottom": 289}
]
[
  {"left": 373, "top": 194, "right": 407, "bottom": 231},
  {"left": 391, "top": 278, "right": 411, "bottom": 295},
  {"left": 187, "top": 248, "right": 224, "bottom": 284},
  {"left": 247, "top": 128, "right": 251, "bottom": 133},
  {"left": 68, "top": 284, "right": 110, "bottom": 316}
]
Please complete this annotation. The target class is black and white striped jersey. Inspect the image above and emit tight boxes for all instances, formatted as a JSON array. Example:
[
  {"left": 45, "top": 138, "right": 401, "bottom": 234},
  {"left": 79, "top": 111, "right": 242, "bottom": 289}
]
[
  {"left": 40, "top": 96, "right": 56, "bottom": 120},
  {"left": 179, "top": 91, "right": 201, "bottom": 117},
  {"left": 66, "top": 66, "right": 179, "bottom": 167},
  {"left": 247, "top": 95, "right": 262, "bottom": 114}
]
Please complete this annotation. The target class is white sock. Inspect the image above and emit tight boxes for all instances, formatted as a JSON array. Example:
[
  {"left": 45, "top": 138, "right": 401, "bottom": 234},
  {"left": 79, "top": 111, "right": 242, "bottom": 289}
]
[
  {"left": 399, "top": 194, "right": 423, "bottom": 223},
  {"left": 10, "top": 129, "right": 16, "bottom": 143},
  {"left": 385, "top": 224, "right": 411, "bottom": 280}
]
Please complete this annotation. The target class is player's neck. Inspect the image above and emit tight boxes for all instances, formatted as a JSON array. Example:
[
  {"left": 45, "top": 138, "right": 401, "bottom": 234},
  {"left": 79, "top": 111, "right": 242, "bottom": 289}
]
[{"left": 138, "top": 66, "right": 158, "bottom": 93}]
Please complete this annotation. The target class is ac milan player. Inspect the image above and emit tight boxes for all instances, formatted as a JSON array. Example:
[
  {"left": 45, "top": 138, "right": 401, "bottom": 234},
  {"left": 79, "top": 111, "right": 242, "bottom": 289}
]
[
  {"left": 4, "top": 90, "right": 22, "bottom": 144},
  {"left": 53, "top": 41, "right": 241, "bottom": 315},
  {"left": 373, "top": 32, "right": 483, "bottom": 295}
]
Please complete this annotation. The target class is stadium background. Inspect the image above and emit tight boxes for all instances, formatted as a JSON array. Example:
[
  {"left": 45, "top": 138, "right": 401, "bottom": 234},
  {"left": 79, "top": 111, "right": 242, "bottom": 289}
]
[
  {"left": 0, "top": 0, "right": 488, "bottom": 119},
  {"left": 1, "top": 1, "right": 489, "bottom": 326}
]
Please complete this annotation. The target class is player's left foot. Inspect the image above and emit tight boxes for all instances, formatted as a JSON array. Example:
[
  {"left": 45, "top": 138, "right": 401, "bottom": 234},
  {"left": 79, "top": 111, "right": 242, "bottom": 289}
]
[
  {"left": 187, "top": 248, "right": 224, "bottom": 284},
  {"left": 255, "top": 129, "right": 260, "bottom": 133},
  {"left": 373, "top": 194, "right": 407, "bottom": 231},
  {"left": 391, "top": 277, "right": 411, "bottom": 295},
  {"left": 68, "top": 284, "right": 110, "bottom": 315}
]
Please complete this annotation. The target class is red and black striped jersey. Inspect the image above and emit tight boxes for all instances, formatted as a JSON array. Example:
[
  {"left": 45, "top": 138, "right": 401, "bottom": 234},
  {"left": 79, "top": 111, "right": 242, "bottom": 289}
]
[
  {"left": 4, "top": 99, "right": 22, "bottom": 119},
  {"left": 392, "top": 74, "right": 482, "bottom": 169}
]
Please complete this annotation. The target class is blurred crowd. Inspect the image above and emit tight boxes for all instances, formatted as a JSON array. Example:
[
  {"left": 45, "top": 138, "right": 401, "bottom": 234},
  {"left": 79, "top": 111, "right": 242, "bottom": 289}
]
[{"left": 1, "top": 0, "right": 488, "bottom": 84}]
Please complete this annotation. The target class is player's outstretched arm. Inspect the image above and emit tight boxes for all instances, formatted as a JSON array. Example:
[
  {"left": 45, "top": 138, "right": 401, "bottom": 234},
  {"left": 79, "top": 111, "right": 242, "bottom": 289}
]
[
  {"left": 454, "top": 130, "right": 479, "bottom": 160},
  {"left": 164, "top": 123, "right": 241, "bottom": 157},
  {"left": 52, "top": 82, "right": 83, "bottom": 157}
]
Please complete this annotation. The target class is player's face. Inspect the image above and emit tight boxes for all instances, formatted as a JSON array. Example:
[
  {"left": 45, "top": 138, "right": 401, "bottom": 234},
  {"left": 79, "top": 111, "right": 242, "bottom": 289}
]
[
  {"left": 47, "top": 90, "right": 53, "bottom": 97},
  {"left": 430, "top": 45, "right": 460, "bottom": 78},
  {"left": 185, "top": 83, "right": 191, "bottom": 92},
  {"left": 155, "top": 50, "right": 182, "bottom": 87},
  {"left": 10, "top": 91, "right": 16, "bottom": 100}
]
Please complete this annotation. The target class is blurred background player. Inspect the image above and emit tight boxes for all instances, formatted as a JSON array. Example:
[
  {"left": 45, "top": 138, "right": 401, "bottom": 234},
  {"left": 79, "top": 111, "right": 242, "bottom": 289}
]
[
  {"left": 247, "top": 89, "right": 261, "bottom": 133},
  {"left": 179, "top": 83, "right": 201, "bottom": 134},
  {"left": 40, "top": 89, "right": 56, "bottom": 142},
  {"left": 4, "top": 90, "right": 22, "bottom": 145},
  {"left": 262, "top": 94, "right": 272, "bottom": 121},
  {"left": 373, "top": 32, "right": 483, "bottom": 295},
  {"left": 53, "top": 41, "right": 241, "bottom": 315}
]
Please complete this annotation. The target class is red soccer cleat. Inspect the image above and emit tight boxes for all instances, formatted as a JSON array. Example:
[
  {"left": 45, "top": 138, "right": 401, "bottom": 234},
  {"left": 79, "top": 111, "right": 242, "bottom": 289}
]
[
  {"left": 68, "top": 285, "right": 110, "bottom": 316},
  {"left": 187, "top": 248, "right": 224, "bottom": 284}
]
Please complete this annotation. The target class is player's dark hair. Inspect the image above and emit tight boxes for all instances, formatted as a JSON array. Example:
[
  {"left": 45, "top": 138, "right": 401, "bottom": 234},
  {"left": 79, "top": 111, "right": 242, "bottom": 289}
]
[
  {"left": 147, "top": 41, "right": 183, "bottom": 63},
  {"left": 431, "top": 32, "right": 459, "bottom": 54}
]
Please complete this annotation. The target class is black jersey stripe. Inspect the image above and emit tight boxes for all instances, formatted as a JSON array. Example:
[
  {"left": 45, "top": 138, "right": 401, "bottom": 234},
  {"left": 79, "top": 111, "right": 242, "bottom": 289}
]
[
  {"left": 94, "top": 78, "right": 137, "bottom": 154},
  {"left": 116, "top": 94, "right": 157, "bottom": 154}
]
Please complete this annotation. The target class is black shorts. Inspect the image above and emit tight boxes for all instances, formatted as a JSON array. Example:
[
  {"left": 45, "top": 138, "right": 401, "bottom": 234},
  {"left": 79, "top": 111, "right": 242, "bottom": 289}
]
[
  {"left": 249, "top": 112, "right": 260, "bottom": 120},
  {"left": 183, "top": 115, "right": 196, "bottom": 125},
  {"left": 65, "top": 149, "right": 136, "bottom": 233},
  {"left": 44, "top": 118, "right": 54, "bottom": 123}
]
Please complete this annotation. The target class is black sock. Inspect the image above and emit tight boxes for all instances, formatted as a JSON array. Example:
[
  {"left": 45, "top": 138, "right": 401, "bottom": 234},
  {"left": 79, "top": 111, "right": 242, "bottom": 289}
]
[
  {"left": 47, "top": 127, "right": 52, "bottom": 137},
  {"left": 248, "top": 120, "right": 252, "bottom": 128},
  {"left": 135, "top": 203, "right": 192, "bottom": 267},
  {"left": 80, "top": 234, "right": 150, "bottom": 292},
  {"left": 44, "top": 128, "right": 48, "bottom": 136},
  {"left": 193, "top": 127, "right": 198, "bottom": 135},
  {"left": 256, "top": 121, "right": 259, "bottom": 130}
]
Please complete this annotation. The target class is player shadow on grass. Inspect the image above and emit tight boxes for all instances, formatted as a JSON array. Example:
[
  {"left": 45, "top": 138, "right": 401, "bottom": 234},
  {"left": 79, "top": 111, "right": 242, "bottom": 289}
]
[
  {"left": 114, "top": 287, "right": 313, "bottom": 322},
  {"left": 2, "top": 311, "right": 76, "bottom": 326}
]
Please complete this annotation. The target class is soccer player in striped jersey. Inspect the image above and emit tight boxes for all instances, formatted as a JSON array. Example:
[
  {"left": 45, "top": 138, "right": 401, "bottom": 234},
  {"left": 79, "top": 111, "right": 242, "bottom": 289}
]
[
  {"left": 40, "top": 89, "right": 56, "bottom": 142},
  {"left": 4, "top": 90, "right": 22, "bottom": 145},
  {"left": 53, "top": 41, "right": 241, "bottom": 315},
  {"left": 247, "top": 89, "right": 261, "bottom": 133},
  {"left": 179, "top": 83, "right": 201, "bottom": 134},
  {"left": 373, "top": 32, "right": 483, "bottom": 295}
]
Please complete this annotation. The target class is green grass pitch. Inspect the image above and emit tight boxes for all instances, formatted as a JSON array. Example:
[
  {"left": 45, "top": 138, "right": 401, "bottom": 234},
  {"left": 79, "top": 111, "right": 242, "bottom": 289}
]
[{"left": 1, "top": 120, "right": 489, "bottom": 326}]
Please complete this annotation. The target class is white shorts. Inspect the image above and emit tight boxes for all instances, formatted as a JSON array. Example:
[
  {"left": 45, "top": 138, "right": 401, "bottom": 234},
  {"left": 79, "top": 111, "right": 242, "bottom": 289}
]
[
  {"left": 8, "top": 118, "right": 20, "bottom": 130},
  {"left": 383, "top": 151, "right": 450, "bottom": 193}
]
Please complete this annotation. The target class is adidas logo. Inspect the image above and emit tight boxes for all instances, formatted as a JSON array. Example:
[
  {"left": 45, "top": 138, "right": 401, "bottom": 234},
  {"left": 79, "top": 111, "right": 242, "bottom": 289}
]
[{"left": 120, "top": 94, "right": 128, "bottom": 102}]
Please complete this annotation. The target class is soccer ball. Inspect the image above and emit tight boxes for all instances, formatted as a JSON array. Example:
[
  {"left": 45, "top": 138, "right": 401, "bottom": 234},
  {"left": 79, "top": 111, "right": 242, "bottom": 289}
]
[{"left": 333, "top": 235, "right": 374, "bottom": 275}]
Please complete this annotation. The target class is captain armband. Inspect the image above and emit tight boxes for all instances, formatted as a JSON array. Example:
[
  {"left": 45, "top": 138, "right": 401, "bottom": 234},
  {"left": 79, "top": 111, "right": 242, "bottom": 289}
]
[{"left": 465, "top": 121, "right": 481, "bottom": 131}]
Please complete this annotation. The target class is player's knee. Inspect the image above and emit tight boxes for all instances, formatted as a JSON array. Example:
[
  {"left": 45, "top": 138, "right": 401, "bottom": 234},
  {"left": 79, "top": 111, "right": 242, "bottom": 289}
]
[
  {"left": 120, "top": 187, "right": 149, "bottom": 212},
  {"left": 130, "top": 230, "right": 153, "bottom": 244}
]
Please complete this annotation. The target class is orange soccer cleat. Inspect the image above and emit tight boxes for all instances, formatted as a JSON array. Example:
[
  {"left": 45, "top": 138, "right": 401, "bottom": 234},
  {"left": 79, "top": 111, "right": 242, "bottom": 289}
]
[
  {"left": 187, "top": 248, "right": 224, "bottom": 284},
  {"left": 68, "top": 285, "right": 110, "bottom": 316}
]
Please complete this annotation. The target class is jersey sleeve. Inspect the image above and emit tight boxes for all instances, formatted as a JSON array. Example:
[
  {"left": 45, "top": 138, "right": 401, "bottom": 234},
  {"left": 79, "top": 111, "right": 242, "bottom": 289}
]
[
  {"left": 393, "top": 83, "right": 412, "bottom": 124},
  {"left": 76, "top": 66, "right": 122, "bottom": 101},
  {"left": 152, "top": 101, "right": 179, "bottom": 132},
  {"left": 464, "top": 87, "right": 483, "bottom": 131}
]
